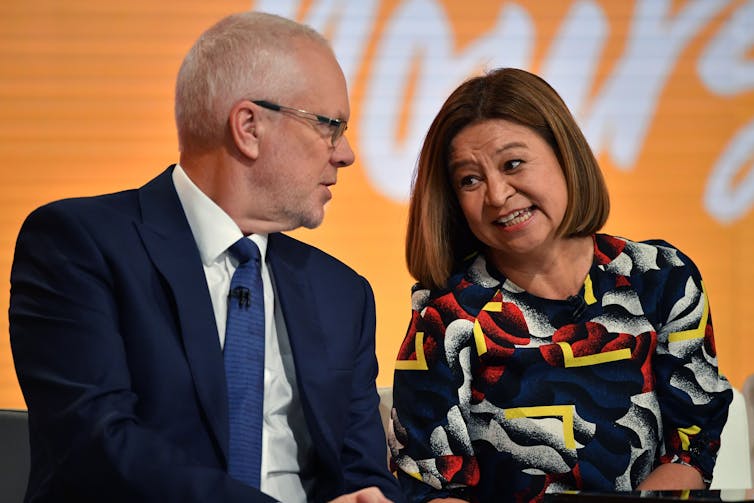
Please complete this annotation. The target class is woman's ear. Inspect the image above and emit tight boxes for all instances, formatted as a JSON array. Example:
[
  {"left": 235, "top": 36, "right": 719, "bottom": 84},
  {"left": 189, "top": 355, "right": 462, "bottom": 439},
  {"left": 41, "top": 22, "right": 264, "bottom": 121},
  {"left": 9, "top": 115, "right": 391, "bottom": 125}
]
[{"left": 229, "top": 100, "right": 260, "bottom": 160}]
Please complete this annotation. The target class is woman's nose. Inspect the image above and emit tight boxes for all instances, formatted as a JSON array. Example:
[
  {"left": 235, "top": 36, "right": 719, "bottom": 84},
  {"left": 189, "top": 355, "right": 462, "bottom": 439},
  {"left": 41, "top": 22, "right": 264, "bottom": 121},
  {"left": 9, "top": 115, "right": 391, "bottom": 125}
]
[{"left": 485, "top": 175, "right": 515, "bottom": 207}]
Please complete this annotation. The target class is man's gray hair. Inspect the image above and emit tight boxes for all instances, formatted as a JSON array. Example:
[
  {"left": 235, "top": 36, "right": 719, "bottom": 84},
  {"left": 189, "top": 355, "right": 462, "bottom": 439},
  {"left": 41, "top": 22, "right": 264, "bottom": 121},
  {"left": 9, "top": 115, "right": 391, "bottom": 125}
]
[{"left": 175, "top": 11, "right": 330, "bottom": 152}]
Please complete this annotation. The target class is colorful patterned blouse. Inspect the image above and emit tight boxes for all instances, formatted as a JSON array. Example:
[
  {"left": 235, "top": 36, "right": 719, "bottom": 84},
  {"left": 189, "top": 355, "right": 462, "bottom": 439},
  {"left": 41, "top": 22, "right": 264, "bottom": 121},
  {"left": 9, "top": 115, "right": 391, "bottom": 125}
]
[{"left": 390, "top": 234, "right": 732, "bottom": 503}]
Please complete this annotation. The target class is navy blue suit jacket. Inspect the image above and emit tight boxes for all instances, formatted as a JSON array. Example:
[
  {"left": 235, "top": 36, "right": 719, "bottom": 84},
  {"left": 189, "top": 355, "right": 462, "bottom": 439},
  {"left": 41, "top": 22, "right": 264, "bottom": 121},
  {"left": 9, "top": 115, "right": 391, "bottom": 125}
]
[{"left": 9, "top": 167, "right": 403, "bottom": 503}]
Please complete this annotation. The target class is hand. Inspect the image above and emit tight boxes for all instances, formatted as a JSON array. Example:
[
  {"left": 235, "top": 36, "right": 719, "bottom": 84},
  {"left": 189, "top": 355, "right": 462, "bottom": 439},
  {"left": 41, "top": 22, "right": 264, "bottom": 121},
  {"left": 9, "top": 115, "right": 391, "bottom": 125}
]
[
  {"left": 328, "top": 486, "right": 393, "bottom": 503},
  {"left": 636, "top": 462, "right": 705, "bottom": 490}
]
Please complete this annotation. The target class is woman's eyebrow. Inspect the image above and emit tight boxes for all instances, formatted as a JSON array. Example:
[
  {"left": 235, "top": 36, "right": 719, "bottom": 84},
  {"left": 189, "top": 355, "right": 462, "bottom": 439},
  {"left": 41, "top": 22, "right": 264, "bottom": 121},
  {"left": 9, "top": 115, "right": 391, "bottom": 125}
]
[{"left": 449, "top": 141, "right": 528, "bottom": 171}]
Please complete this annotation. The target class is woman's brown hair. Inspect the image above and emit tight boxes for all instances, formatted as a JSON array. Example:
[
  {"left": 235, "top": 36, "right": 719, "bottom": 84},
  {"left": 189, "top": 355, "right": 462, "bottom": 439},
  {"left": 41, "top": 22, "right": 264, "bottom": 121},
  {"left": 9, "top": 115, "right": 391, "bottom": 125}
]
[{"left": 406, "top": 68, "right": 610, "bottom": 290}]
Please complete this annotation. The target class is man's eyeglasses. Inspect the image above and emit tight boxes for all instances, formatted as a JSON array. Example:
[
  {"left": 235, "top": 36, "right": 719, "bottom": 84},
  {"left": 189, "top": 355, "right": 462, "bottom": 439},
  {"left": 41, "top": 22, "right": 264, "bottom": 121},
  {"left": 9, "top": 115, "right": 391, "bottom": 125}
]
[{"left": 252, "top": 100, "right": 348, "bottom": 147}]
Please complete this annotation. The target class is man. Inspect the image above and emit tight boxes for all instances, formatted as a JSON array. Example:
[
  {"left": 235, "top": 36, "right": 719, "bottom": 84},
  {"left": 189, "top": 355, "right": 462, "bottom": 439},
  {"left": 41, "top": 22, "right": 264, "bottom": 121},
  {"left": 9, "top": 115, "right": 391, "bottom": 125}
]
[{"left": 9, "top": 11, "right": 402, "bottom": 503}]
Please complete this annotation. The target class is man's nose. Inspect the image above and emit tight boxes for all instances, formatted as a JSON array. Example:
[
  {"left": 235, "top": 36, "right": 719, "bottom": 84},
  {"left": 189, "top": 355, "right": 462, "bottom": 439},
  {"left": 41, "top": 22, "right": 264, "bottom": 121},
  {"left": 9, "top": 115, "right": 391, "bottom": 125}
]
[{"left": 332, "top": 135, "right": 355, "bottom": 168}]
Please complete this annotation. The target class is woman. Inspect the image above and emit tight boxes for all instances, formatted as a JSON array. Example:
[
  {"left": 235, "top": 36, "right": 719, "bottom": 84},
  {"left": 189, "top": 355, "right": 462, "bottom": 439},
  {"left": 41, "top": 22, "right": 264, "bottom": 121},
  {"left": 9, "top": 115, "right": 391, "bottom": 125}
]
[{"left": 389, "top": 68, "right": 732, "bottom": 503}]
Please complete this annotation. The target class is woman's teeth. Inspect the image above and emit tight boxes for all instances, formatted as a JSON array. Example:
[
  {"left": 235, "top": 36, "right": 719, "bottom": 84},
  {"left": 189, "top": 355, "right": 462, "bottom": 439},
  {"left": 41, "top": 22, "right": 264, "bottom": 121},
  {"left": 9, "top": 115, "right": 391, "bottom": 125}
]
[{"left": 497, "top": 208, "right": 532, "bottom": 227}]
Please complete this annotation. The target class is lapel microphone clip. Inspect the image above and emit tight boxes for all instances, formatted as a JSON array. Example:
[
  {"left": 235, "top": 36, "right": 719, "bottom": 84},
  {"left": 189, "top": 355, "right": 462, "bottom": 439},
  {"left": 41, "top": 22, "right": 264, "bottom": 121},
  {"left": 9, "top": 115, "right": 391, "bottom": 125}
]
[
  {"left": 229, "top": 286, "right": 251, "bottom": 308},
  {"left": 567, "top": 295, "right": 587, "bottom": 320}
]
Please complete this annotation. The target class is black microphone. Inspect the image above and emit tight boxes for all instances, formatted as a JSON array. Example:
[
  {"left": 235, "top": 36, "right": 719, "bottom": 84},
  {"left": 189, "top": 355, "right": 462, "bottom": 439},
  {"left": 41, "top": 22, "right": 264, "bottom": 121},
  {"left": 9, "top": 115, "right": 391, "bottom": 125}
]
[
  {"left": 229, "top": 286, "right": 251, "bottom": 308},
  {"left": 566, "top": 295, "right": 587, "bottom": 320}
]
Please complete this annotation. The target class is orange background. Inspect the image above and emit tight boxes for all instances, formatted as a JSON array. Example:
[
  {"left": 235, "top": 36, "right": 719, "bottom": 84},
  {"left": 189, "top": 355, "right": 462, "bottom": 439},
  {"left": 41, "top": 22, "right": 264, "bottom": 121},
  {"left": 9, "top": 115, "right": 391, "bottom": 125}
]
[{"left": 1, "top": 0, "right": 753, "bottom": 409}]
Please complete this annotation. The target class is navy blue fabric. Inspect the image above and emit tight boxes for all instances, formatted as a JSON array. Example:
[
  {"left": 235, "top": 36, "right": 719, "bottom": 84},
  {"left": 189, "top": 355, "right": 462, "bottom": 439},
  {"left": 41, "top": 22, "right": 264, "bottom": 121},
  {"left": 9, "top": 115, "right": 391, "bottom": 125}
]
[{"left": 9, "top": 166, "right": 404, "bottom": 503}]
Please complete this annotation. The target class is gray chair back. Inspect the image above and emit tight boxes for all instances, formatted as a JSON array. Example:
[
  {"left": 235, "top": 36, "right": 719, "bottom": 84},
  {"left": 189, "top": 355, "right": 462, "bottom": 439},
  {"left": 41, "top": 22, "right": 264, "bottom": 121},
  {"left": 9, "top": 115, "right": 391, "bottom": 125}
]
[{"left": 0, "top": 409, "right": 30, "bottom": 503}]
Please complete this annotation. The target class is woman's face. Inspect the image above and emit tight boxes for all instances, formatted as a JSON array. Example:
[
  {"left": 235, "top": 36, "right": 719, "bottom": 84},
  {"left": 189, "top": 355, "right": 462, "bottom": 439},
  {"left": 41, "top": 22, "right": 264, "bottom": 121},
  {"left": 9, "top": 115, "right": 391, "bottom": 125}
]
[{"left": 448, "top": 118, "right": 568, "bottom": 263}]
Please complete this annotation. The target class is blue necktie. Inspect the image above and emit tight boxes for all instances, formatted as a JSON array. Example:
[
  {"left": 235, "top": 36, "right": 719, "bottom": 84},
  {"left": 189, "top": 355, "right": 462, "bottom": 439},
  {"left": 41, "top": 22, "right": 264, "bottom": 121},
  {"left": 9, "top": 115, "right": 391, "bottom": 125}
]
[{"left": 224, "top": 237, "right": 265, "bottom": 487}]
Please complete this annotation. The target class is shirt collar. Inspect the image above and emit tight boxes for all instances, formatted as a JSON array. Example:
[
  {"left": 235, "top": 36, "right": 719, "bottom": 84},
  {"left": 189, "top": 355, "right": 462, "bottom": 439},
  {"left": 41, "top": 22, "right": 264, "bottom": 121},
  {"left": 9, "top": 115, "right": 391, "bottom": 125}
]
[{"left": 172, "top": 164, "right": 268, "bottom": 265}]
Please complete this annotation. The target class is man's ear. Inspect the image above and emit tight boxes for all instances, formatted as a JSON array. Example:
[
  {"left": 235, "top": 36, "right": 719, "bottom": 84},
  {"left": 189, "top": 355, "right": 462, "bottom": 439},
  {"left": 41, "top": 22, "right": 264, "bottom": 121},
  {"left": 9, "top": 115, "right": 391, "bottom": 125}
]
[{"left": 229, "top": 100, "right": 260, "bottom": 160}]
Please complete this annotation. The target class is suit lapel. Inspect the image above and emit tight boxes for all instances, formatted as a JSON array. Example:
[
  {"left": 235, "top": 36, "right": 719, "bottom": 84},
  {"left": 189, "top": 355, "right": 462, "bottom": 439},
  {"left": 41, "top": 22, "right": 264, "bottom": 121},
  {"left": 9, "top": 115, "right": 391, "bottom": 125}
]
[
  {"left": 135, "top": 167, "right": 229, "bottom": 462},
  {"left": 267, "top": 234, "right": 339, "bottom": 464}
]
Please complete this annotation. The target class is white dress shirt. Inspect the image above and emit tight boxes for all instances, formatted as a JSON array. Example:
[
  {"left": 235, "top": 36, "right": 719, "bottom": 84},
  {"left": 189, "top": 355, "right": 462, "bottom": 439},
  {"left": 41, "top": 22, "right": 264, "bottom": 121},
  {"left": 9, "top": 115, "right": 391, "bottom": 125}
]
[{"left": 172, "top": 165, "right": 312, "bottom": 503}]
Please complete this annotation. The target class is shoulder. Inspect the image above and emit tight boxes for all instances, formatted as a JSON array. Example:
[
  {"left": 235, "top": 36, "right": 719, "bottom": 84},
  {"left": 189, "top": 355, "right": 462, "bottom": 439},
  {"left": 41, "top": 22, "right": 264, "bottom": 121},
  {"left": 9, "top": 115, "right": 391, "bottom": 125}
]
[
  {"left": 410, "top": 253, "right": 499, "bottom": 314},
  {"left": 268, "top": 232, "right": 367, "bottom": 284},
  {"left": 12, "top": 191, "right": 146, "bottom": 285},
  {"left": 20, "top": 190, "right": 139, "bottom": 236},
  {"left": 595, "top": 233, "right": 702, "bottom": 279},
  {"left": 21, "top": 167, "right": 174, "bottom": 232}
]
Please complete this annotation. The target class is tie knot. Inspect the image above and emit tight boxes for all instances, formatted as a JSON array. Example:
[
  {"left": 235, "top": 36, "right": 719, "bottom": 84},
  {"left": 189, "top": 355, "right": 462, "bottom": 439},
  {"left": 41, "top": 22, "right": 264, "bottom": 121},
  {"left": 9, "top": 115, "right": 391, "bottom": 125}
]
[{"left": 227, "top": 237, "right": 261, "bottom": 265}]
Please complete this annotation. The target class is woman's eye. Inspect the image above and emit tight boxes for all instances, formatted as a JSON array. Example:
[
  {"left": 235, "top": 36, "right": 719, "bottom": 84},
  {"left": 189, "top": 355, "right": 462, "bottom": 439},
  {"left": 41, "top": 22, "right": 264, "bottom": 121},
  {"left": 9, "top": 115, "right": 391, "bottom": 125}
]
[
  {"left": 458, "top": 175, "right": 479, "bottom": 188},
  {"left": 503, "top": 159, "right": 523, "bottom": 171}
]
